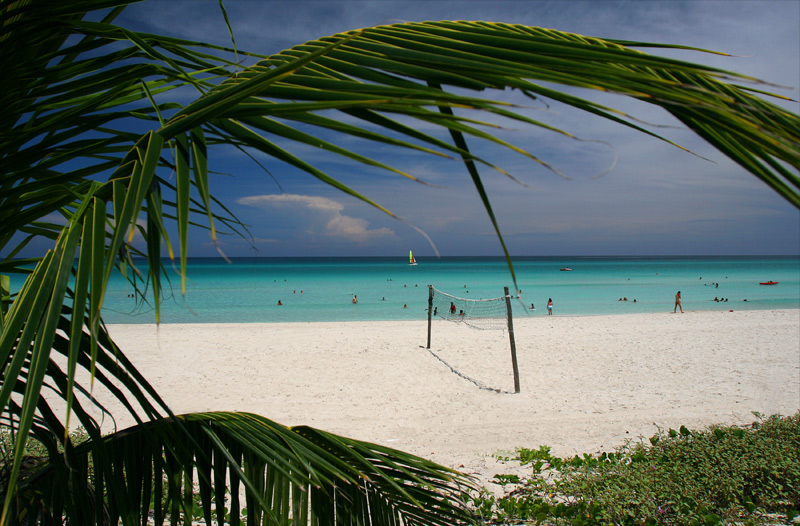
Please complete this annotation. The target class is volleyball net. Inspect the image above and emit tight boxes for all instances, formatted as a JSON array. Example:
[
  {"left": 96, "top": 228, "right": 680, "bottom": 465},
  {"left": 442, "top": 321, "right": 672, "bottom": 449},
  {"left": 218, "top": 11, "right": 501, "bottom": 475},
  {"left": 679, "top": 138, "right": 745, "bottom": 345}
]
[
  {"left": 426, "top": 285, "right": 521, "bottom": 393},
  {"left": 429, "top": 286, "right": 509, "bottom": 331}
]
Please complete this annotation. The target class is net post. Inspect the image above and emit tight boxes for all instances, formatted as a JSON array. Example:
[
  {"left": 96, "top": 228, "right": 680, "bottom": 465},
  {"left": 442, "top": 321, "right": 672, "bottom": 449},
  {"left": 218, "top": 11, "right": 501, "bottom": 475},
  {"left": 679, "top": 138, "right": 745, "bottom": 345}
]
[
  {"left": 504, "top": 287, "right": 521, "bottom": 393},
  {"left": 427, "top": 285, "right": 433, "bottom": 349}
]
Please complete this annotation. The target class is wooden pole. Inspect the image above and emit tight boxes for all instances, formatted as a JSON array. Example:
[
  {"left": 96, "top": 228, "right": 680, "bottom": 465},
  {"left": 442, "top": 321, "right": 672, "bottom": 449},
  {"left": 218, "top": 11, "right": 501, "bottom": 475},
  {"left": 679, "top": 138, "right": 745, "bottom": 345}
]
[
  {"left": 426, "top": 285, "right": 433, "bottom": 349},
  {"left": 504, "top": 287, "right": 520, "bottom": 393}
]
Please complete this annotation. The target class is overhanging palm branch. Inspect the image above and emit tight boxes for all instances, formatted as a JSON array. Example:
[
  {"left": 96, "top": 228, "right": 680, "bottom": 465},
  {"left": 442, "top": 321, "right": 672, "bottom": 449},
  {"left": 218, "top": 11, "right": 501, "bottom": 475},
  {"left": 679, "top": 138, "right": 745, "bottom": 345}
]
[{"left": 1, "top": 0, "right": 798, "bottom": 524}]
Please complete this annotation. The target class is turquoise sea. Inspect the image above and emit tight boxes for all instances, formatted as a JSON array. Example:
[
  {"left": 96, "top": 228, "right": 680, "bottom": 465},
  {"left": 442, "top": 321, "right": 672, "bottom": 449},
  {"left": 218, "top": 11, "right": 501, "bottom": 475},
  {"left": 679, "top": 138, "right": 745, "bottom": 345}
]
[{"left": 78, "top": 256, "right": 800, "bottom": 324}]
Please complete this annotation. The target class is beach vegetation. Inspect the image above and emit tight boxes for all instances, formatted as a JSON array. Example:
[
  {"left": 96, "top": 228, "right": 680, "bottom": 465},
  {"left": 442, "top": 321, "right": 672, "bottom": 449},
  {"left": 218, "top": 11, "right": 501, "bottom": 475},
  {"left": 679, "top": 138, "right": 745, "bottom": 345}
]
[
  {"left": 1, "top": 0, "right": 798, "bottom": 524},
  {"left": 470, "top": 413, "right": 800, "bottom": 525}
]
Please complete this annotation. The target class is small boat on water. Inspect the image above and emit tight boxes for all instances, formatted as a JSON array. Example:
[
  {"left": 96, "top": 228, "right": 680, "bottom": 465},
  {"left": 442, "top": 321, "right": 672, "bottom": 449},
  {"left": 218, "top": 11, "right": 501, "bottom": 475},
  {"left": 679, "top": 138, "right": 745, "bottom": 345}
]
[
  {"left": 759, "top": 281, "right": 779, "bottom": 285},
  {"left": 409, "top": 250, "right": 418, "bottom": 266},
  {"left": 560, "top": 267, "right": 573, "bottom": 271}
]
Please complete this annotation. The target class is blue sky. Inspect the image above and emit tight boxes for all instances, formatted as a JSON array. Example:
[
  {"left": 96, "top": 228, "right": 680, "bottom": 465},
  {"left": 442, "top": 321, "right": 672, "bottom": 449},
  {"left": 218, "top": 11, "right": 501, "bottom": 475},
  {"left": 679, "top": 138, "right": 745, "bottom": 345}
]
[{"left": 42, "top": 1, "right": 800, "bottom": 257}]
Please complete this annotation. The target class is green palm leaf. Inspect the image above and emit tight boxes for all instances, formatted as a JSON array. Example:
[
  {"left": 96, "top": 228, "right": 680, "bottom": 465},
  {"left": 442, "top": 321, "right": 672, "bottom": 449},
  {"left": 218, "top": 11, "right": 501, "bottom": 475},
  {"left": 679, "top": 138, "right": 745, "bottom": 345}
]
[{"left": 1, "top": 0, "right": 797, "bottom": 525}]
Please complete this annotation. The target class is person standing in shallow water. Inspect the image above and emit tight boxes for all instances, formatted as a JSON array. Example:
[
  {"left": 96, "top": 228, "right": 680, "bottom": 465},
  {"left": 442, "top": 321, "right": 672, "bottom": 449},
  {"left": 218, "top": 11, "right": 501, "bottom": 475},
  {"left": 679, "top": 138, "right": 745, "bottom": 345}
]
[
  {"left": 674, "top": 291, "right": 683, "bottom": 313},
  {"left": 547, "top": 298, "right": 553, "bottom": 315}
]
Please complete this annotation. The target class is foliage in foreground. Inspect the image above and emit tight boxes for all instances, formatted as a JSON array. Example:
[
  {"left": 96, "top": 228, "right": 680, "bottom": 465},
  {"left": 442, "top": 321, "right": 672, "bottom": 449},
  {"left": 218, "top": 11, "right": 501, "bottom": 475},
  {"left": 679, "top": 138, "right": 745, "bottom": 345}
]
[
  {"left": 2, "top": 0, "right": 799, "bottom": 524},
  {"left": 470, "top": 413, "right": 800, "bottom": 525}
]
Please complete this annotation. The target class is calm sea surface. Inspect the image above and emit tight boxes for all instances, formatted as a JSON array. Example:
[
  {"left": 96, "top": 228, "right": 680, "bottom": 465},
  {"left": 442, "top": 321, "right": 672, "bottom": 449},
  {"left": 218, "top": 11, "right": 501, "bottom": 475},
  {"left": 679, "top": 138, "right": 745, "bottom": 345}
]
[{"left": 71, "top": 256, "right": 800, "bottom": 324}]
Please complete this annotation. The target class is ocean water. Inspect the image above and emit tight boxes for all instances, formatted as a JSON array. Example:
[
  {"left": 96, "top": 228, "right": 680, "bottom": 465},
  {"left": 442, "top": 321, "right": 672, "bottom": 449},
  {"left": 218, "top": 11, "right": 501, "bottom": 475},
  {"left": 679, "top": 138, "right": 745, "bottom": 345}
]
[
  {"left": 7, "top": 256, "right": 797, "bottom": 324},
  {"left": 82, "top": 256, "right": 800, "bottom": 324}
]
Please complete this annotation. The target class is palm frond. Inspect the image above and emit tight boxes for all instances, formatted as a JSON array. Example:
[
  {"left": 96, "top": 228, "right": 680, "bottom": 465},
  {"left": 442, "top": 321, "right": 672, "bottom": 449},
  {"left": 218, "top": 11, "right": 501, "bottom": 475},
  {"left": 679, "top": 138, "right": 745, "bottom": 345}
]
[
  {"left": 1, "top": 1, "right": 798, "bottom": 524},
  {"left": 15, "top": 412, "right": 472, "bottom": 526}
]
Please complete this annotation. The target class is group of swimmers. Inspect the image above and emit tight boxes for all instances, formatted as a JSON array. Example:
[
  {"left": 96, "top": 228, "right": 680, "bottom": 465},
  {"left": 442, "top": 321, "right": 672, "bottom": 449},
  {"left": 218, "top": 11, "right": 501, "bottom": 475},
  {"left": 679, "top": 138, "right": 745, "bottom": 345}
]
[
  {"left": 277, "top": 294, "right": 409, "bottom": 308},
  {"left": 280, "top": 294, "right": 408, "bottom": 307},
  {"left": 432, "top": 306, "right": 464, "bottom": 316}
]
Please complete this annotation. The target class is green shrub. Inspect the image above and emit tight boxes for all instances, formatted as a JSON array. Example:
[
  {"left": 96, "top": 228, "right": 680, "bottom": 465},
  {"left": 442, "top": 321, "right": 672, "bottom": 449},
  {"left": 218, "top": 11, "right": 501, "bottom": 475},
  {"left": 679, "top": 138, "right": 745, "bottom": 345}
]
[{"left": 468, "top": 413, "right": 800, "bottom": 525}]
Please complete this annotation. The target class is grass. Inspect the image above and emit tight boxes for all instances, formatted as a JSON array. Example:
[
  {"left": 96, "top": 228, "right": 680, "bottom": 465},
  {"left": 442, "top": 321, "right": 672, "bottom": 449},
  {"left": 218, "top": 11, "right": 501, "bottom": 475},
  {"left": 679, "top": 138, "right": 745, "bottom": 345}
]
[{"left": 467, "top": 413, "right": 800, "bottom": 525}]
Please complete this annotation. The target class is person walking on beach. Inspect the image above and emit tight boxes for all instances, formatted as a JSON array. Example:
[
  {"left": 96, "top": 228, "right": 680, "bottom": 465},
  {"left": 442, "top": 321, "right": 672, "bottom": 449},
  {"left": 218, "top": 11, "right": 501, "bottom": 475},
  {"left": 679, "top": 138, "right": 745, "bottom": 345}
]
[
  {"left": 547, "top": 298, "right": 553, "bottom": 315},
  {"left": 674, "top": 291, "right": 683, "bottom": 313}
]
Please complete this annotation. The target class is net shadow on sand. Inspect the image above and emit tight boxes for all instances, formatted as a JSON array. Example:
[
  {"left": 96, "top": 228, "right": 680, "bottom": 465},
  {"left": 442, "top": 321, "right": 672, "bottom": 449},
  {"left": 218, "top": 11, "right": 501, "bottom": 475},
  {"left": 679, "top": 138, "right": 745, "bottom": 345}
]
[{"left": 421, "top": 345, "right": 516, "bottom": 394}]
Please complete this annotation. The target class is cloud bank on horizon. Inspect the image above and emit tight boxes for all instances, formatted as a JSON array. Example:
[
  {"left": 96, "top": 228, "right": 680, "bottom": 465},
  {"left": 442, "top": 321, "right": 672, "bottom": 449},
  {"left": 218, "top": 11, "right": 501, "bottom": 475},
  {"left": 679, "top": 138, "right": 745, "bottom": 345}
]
[
  {"left": 111, "top": 1, "right": 800, "bottom": 257},
  {"left": 238, "top": 194, "right": 396, "bottom": 244}
]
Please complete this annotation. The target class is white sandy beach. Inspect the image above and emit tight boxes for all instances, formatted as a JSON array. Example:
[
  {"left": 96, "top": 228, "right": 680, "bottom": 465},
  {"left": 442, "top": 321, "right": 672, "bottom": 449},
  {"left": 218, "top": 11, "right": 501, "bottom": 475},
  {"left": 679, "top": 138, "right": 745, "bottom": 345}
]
[{"left": 101, "top": 309, "right": 799, "bottom": 485}]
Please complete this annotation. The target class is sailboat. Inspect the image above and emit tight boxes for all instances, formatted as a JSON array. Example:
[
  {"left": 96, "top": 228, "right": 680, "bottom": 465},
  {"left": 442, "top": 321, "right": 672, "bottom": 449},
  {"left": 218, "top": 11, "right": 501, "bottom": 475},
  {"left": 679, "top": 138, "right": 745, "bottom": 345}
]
[{"left": 409, "top": 250, "right": 418, "bottom": 266}]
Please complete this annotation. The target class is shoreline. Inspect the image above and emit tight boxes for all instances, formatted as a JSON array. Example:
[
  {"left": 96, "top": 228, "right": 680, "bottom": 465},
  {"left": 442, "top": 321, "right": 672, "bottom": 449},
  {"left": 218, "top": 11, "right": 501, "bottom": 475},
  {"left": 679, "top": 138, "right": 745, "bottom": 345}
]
[
  {"left": 100, "top": 309, "right": 799, "bottom": 484},
  {"left": 104, "top": 307, "right": 799, "bottom": 325}
]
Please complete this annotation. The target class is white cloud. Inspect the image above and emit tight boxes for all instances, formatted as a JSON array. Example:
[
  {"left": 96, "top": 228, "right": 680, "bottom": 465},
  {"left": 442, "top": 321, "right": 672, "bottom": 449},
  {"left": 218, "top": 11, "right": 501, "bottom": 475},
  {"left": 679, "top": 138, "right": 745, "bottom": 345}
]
[{"left": 237, "top": 194, "right": 396, "bottom": 243}]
